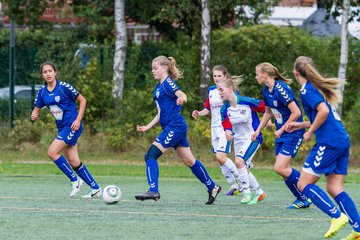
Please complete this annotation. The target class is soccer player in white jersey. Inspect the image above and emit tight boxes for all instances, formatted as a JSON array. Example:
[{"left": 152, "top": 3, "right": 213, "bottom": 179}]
[
  {"left": 192, "top": 65, "right": 243, "bottom": 196},
  {"left": 286, "top": 56, "right": 360, "bottom": 239},
  {"left": 135, "top": 56, "right": 221, "bottom": 204},
  {"left": 252, "top": 62, "right": 311, "bottom": 209},
  {"left": 218, "top": 78, "right": 266, "bottom": 204},
  {"left": 31, "top": 62, "right": 101, "bottom": 198}
]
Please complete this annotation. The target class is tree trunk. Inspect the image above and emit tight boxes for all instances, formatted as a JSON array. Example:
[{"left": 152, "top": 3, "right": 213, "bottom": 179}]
[
  {"left": 337, "top": 0, "right": 349, "bottom": 116},
  {"left": 112, "top": 0, "right": 127, "bottom": 99},
  {"left": 200, "top": 0, "right": 211, "bottom": 100}
]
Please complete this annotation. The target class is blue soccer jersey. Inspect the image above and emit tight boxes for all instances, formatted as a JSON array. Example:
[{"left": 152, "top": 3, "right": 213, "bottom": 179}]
[
  {"left": 300, "top": 81, "right": 350, "bottom": 148},
  {"left": 154, "top": 77, "right": 187, "bottom": 131},
  {"left": 262, "top": 80, "right": 304, "bottom": 141},
  {"left": 220, "top": 94, "right": 264, "bottom": 143},
  {"left": 34, "top": 80, "right": 80, "bottom": 130}
]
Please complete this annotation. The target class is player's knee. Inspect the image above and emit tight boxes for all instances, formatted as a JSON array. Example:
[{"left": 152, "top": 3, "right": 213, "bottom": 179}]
[
  {"left": 144, "top": 145, "right": 162, "bottom": 162},
  {"left": 47, "top": 148, "right": 58, "bottom": 160},
  {"left": 182, "top": 157, "right": 195, "bottom": 167},
  {"left": 235, "top": 158, "right": 245, "bottom": 168},
  {"left": 326, "top": 185, "right": 343, "bottom": 198},
  {"left": 274, "top": 165, "right": 285, "bottom": 176},
  {"left": 215, "top": 152, "right": 227, "bottom": 164}
]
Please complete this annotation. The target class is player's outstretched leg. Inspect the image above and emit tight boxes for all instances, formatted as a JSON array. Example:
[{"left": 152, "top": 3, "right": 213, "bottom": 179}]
[
  {"left": 54, "top": 155, "right": 84, "bottom": 196},
  {"left": 303, "top": 184, "right": 348, "bottom": 237},
  {"left": 135, "top": 145, "right": 162, "bottom": 201},
  {"left": 285, "top": 168, "right": 312, "bottom": 209},
  {"left": 190, "top": 160, "right": 221, "bottom": 204},
  {"left": 335, "top": 192, "right": 360, "bottom": 240},
  {"left": 220, "top": 165, "right": 241, "bottom": 196},
  {"left": 72, "top": 163, "right": 102, "bottom": 199}
]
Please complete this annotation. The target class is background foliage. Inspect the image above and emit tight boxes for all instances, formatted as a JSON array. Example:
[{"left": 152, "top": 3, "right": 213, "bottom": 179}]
[{"left": 1, "top": 24, "right": 360, "bottom": 163}]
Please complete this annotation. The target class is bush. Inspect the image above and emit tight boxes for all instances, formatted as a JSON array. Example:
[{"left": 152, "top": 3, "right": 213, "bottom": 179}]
[
  {"left": 1, "top": 25, "right": 360, "bottom": 158},
  {"left": 8, "top": 119, "right": 42, "bottom": 146}
]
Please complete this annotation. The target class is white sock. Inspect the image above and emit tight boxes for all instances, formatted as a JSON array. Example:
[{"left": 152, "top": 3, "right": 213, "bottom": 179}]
[
  {"left": 249, "top": 172, "right": 264, "bottom": 195},
  {"left": 223, "top": 158, "right": 243, "bottom": 187},
  {"left": 237, "top": 167, "right": 250, "bottom": 193},
  {"left": 220, "top": 165, "right": 237, "bottom": 189}
]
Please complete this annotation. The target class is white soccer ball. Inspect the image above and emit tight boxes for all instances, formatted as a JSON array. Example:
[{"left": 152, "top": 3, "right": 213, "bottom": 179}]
[{"left": 102, "top": 185, "right": 122, "bottom": 204}]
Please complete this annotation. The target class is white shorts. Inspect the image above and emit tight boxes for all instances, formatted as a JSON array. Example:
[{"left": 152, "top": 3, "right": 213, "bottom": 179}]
[
  {"left": 234, "top": 139, "right": 261, "bottom": 168},
  {"left": 211, "top": 126, "right": 231, "bottom": 154}
]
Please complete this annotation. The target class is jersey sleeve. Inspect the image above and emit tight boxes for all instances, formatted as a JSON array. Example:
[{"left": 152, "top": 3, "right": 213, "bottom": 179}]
[
  {"left": 300, "top": 85, "right": 323, "bottom": 110},
  {"left": 220, "top": 102, "right": 232, "bottom": 131},
  {"left": 251, "top": 100, "right": 265, "bottom": 113},
  {"left": 239, "top": 96, "right": 265, "bottom": 113},
  {"left": 204, "top": 91, "right": 210, "bottom": 110},
  {"left": 34, "top": 87, "right": 45, "bottom": 108},
  {"left": 275, "top": 82, "right": 294, "bottom": 107},
  {"left": 60, "top": 82, "right": 79, "bottom": 100},
  {"left": 162, "top": 78, "right": 180, "bottom": 98}
]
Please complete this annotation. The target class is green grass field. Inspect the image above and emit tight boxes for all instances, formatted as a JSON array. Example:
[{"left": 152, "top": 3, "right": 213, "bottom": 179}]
[{"left": 1, "top": 164, "right": 360, "bottom": 240}]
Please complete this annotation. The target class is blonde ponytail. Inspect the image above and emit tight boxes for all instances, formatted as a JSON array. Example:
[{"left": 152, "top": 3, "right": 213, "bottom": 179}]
[
  {"left": 153, "top": 55, "right": 183, "bottom": 80},
  {"left": 256, "top": 62, "right": 292, "bottom": 85},
  {"left": 294, "top": 56, "right": 341, "bottom": 106}
]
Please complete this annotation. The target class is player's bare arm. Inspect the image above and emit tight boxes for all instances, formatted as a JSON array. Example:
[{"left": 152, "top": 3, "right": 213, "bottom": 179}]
[{"left": 31, "top": 107, "right": 40, "bottom": 121}]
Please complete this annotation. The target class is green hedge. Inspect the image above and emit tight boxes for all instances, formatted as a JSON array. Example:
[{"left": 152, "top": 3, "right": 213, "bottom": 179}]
[{"left": 1, "top": 25, "right": 360, "bottom": 153}]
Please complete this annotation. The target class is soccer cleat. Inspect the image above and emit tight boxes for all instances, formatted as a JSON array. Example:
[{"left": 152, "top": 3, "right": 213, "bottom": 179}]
[
  {"left": 70, "top": 178, "right": 84, "bottom": 197},
  {"left": 287, "top": 198, "right": 312, "bottom": 209},
  {"left": 224, "top": 188, "right": 240, "bottom": 196},
  {"left": 247, "top": 195, "right": 259, "bottom": 205},
  {"left": 324, "top": 213, "right": 349, "bottom": 238},
  {"left": 247, "top": 192, "right": 266, "bottom": 205},
  {"left": 241, "top": 193, "right": 252, "bottom": 204},
  {"left": 257, "top": 192, "right": 266, "bottom": 202},
  {"left": 341, "top": 230, "right": 360, "bottom": 240},
  {"left": 81, "top": 188, "right": 102, "bottom": 199},
  {"left": 135, "top": 191, "right": 161, "bottom": 201},
  {"left": 206, "top": 185, "right": 221, "bottom": 205}
]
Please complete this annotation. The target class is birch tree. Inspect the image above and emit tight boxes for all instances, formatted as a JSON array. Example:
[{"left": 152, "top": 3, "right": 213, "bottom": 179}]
[
  {"left": 337, "top": 0, "right": 350, "bottom": 116},
  {"left": 200, "top": 0, "right": 211, "bottom": 99},
  {"left": 112, "top": 0, "right": 127, "bottom": 99}
]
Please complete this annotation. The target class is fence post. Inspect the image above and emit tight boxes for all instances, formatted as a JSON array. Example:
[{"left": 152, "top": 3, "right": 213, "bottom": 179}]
[{"left": 9, "top": 20, "right": 15, "bottom": 128}]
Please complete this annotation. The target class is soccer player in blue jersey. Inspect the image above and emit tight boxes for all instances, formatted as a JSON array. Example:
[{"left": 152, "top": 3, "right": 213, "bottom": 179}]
[
  {"left": 31, "top": 62, "right": 101, "bottom": 198},
  {"left": 192, "top": 65, "right": 243, "bottom": 196},
  {"left": 218, "top": 78, "right": 266, "bottom": 204},
  {"left": 135, "top": 56, "right": 221, "bottom": 204},
  {"left": 286, "top": 56, "right": 360, "bottom": 239},
  {"left": 252, "top": 62, "right": 311, "bottom": 209}
]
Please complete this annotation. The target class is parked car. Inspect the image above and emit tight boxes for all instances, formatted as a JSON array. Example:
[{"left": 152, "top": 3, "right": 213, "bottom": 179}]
[{"left": 0, "top": 85, "right": 43, "bottom": 101}]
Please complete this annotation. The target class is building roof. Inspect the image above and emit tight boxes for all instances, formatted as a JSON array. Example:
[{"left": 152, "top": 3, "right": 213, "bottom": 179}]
[
  {"left": 302, "top": 8, "right": 341, "bottom": 37},
  {"left": 262, "top": 6, "right": 360, "bottom": 40}
]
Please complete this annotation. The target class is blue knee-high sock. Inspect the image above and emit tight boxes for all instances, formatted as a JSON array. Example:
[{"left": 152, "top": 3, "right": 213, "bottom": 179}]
[
  {"left": 190, "top": 160, "right": 215, "bottom": 191},
  {"left": 54, "top": 156, "right": 77, "bottom": 182},
  {"left": 303, "top": 184, "right": 340, "bottom": 218},
  {"left": 75, "top": 163, "right": 100, "bottom": 189},
  {"left": 284, "top": 168, "right": 307, "bottom": 201},
  {"left": 335, "top": 191, "right": 360, "bottom": 232},
  {"left": 146, "top": 159, "right": 159, "bottom": 193}
]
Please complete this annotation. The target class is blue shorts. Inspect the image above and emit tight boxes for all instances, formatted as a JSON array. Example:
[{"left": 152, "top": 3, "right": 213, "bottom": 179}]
[
  {"left": 155, "top": 127, "right": 189, "bottom": 149},
  {"left": 303, "top": 144, "right": 349, "bottom": 176},
  {"left": 275, "top": 137, "right": 303, "bottom": 158},
  {"left": 56, "top": 125, "right": 83, "bottom": 146}
]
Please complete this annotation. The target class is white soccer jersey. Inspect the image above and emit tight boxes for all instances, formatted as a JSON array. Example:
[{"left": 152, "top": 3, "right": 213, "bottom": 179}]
[{"left": 204, "top": 85, "right": 223, "bottom": 127}]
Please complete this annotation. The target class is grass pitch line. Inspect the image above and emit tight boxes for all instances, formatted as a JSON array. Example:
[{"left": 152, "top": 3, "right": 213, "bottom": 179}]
[{"left": 0, "top": 206, "right": 327, "bottom": 222}]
